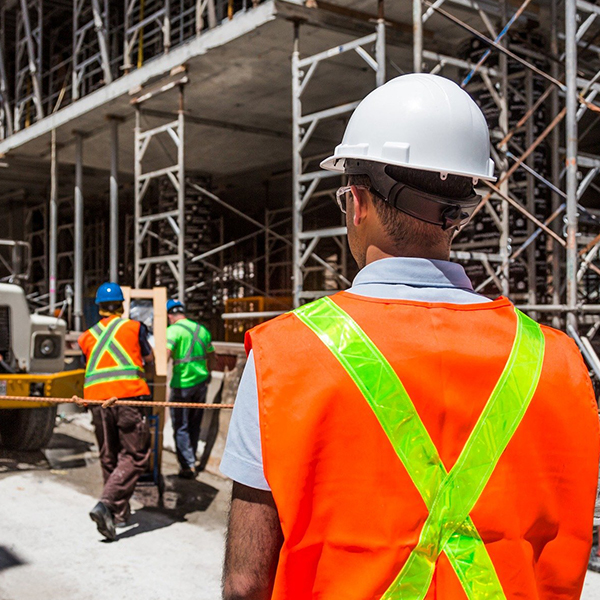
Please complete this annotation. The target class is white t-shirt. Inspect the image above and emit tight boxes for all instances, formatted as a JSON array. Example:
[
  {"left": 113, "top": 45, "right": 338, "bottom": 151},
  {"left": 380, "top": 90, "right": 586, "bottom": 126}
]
[{"left": 220, "top": 256, "right": 492, "bottom": 490}]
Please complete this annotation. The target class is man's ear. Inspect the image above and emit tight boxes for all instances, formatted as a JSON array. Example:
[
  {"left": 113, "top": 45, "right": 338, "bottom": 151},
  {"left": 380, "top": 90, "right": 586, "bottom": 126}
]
[{"left": 350, "top": 185, "right": 370, "bottom": 226}]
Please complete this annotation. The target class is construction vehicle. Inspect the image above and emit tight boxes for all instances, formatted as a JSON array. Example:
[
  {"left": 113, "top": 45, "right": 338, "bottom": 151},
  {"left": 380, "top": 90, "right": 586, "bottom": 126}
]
[{"left": 0, "top": 279, "right": 83, "bottom": 451}]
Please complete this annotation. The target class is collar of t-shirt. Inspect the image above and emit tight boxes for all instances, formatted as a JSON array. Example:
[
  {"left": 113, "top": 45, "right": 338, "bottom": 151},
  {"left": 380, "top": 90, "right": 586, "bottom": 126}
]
[{"left": 345, "top": 256, "right": 492, "bottom": 304}]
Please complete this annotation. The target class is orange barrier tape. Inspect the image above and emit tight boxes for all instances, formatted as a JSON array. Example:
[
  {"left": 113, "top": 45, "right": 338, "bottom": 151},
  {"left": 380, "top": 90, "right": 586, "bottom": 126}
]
[{"left": 0, "top": 394, "right": 233, "bottom": 410}]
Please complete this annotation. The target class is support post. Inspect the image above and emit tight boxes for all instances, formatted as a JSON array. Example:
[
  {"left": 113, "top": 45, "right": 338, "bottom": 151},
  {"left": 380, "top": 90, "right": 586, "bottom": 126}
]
[
  {"left": 49, "top": 129, "right": 58, "bottom": 313},
  {"left": 177, "top": 85, "right": 186, "bottom": 301},
  {"left": 109, "top": 118, "right": 119, "bottom": 282},
  {"left": 550, "top": 0, "right": 562, "bottom": 328},
  {"left": 19, "top": 0, "right": 43, "bottom": 121},
  {"left": 376, "top": 0, "right": 386, "bottom": 86},
  {"left": 565, "top": 0, "right": 579, "bottom": 329},
  {"left": 498, "top": 0, "right": 510, "bottom": 297},
  {"left": 91, "top": 0, "right": 113, "bottom": 86},
  {"left": 74, "top": 132, "right": 84, "bottom": 331},
  {"left": 413, "top": 0, "right": 423, "bottom": 73},
  {"left": 291, "top": 23, "right": 302, "bottom": 308},
  {"left": 525, "top": 70, "right": 537, "bottom": 317},
  {"left": 134, "top": 107, "right": 141, "bottom": 287}
]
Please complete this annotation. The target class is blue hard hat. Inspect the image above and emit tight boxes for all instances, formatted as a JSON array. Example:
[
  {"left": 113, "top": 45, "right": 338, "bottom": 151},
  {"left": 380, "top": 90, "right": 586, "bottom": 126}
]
[
  {"left": 95, "top": 282, "right": 124, "bottom": 305},
  {"left": 167, "top": 299, "right": 185, "bottom": 313}
]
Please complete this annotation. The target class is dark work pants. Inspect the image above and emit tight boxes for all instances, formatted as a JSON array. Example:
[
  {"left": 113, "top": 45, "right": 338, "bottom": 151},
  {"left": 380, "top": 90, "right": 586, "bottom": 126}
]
[
  {"left": 90, "top": 401, "right": 150, "bottom": 522},
  {"left": 169, "top": 383, "right": 207, "bottom": 470}
]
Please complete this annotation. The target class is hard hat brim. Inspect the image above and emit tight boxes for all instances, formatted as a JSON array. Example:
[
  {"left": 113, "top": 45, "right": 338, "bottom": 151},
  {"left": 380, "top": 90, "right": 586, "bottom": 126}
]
[{"left": 320, "top": 154, "right": 497, "bottom": 182}]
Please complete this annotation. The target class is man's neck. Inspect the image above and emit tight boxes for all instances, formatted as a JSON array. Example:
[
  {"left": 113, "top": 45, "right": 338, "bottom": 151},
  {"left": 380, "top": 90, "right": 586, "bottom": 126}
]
[
  {"left": 364, "top": 244, "right": 450, "bottom": 266},
  {"left": 171, "top": 314, "right": 186, "bottom": 324}
]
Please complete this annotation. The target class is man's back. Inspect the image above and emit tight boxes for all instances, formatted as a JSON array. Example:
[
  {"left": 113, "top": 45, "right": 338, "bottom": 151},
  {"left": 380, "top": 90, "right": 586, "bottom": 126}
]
[
  {"left": 167, "top": 317, "right": 213, "bottom": 388},
  {"left": 246, "top": 293, "right": 600, "bottom": 599}
]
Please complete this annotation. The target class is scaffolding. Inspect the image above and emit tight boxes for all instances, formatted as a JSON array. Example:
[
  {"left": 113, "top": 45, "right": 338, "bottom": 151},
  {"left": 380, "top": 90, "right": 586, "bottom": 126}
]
[
  {"left": 0, "top": 0, "right": 600, "bottom": 352},
  {"left": 291, "top": 9, "right": 386, "bottom": 306},
  {"left": 133, "top": 77, "right": 186, "bottom": 301}
]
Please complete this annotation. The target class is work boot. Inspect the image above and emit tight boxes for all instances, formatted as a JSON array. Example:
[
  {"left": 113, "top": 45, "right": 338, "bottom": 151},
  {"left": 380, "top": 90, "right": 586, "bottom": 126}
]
[
  {"left": 178, "top": 467, "right": 196, "bottom": 480},
  {"left": 89, "top": 501, "right": 116, "bottom": 541}
]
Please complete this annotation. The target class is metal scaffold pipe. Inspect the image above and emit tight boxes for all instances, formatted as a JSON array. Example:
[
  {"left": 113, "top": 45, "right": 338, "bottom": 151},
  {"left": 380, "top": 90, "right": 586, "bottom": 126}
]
[
  {"left": 49, "top": 129, "right": 58, "bottom": 313},
  {"left": 565, "top": 0, "right": 579, "bottom": 329},
  {"left": 291, "top": 23, "right": 302, "bottom": 308},
  {"left": 376, "top": 0, "right": 386, "bottom": 86},
  {"left": 550, "top": 0, "right": 562, "bottom": 328},
  {"left": 413, "top": 0, "right": 423, "bottom": 73},
  {"left": 109, "top": 118, "right": 119, "bottom": 282},
  {"left": 74, "top": 132, "right": 84, "bottom": 331}
]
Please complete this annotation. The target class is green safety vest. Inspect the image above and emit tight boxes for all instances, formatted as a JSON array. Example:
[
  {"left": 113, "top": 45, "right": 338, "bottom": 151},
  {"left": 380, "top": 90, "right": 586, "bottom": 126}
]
[
  {"left": 293, "top": 296, "right": 545, "bottom": 600},
  {"left": 168, "top": 319, "right": 211, "bottom": 388}
]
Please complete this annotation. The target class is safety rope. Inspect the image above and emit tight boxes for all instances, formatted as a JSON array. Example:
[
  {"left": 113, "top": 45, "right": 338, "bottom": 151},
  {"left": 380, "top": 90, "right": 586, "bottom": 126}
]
[{"left": 0, "top": 395, "right": 233, "bottom": 410}]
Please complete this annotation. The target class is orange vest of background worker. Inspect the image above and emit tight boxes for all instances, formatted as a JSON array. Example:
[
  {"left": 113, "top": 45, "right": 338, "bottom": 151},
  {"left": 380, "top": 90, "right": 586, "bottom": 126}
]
[
  {"left": 78, "top": 282, "right": 154, "bottom": 542},
  {"left": 246, "top": 294, "right": 600, "bottom": 599},
  {"left": 79, "top": 316, "right": 150, "bottom": 400}
]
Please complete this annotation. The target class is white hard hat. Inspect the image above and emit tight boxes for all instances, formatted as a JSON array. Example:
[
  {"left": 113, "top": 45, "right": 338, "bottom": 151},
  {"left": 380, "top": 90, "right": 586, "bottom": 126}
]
[{"left": 321, "top": 73, "right": 495, "bottom": 182}]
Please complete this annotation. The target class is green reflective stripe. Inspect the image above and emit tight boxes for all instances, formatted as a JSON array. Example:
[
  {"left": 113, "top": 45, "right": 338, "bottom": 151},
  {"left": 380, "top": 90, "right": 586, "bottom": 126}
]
[
  {"left": 294, "top": 297, "right": 446, "bottom": 506},
  {"left": 294, "top": 298, "right": 496, "bottom": 596},
  {"left": 85, "top": 318, "right": 143, "bottom": 386},
  {"left": 389, "top": 310, "right": 544, "bottom": 600},
  {"left": 86, "top": 319, "right": 123, "bottom": 374},
  {"left": 173, "top": 355, "right": 207, "bottom": 365},
  {"left": 294, "top": 297, "right": 545, "bottom": 600},
  {"left": 172, "top": 321, "right": 207, "bottom": 361},
  {"left": 84, "top": 368, "right": 144, "bottom": 385}
]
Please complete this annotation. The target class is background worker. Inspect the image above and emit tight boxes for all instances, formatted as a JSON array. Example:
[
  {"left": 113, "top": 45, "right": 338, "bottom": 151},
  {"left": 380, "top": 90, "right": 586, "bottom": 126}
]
[
  {"left": 78, "top": 282, "right": 154, "bottom": 541},
  {"left": 166, "top": 299, "right": 216, "bottom": 479},
  {"left": 221, "top": 74, "right": 600, "bottom": 599}
]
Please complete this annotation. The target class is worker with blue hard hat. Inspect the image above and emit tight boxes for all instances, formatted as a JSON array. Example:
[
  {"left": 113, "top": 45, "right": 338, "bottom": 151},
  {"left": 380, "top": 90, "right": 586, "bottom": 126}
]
[
  {"left": 95, "top": 282, "right": 124, "bottom": 304},
  {"left": 79, "top": 281, "right": 155, "bottom": 541},
  {"left": 166, "top": 298, "right": 184, "bottom": 312},
  {"left": 166, "top": 297, "right": 215, "bottom": 479}
]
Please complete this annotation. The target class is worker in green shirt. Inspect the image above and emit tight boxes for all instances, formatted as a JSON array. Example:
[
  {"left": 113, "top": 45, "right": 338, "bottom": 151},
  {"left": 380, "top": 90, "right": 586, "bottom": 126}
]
[{"left": 166, "top": 299, "right": 216, "bottom": 479}]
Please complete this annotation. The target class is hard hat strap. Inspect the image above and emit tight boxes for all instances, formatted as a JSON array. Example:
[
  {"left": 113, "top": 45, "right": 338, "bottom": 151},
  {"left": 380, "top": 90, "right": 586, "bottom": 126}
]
[{"left": 344, "top": 159, "right": 481, "bottom": 231}]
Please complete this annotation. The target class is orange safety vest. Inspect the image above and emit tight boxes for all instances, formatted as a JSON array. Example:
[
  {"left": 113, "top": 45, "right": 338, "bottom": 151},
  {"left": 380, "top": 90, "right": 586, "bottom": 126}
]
[
  {"left": 246, "top": 293, "right": 600, "bottom": 600},
  {"left": 78, "top": 316, "right": 150, "bottom": 400}
]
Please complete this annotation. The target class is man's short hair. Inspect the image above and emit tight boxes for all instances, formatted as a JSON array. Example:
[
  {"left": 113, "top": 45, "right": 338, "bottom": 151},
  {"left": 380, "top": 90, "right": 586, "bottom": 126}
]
[
  {"left": 348, "top": 166, "right": 471, "bottom": 249},
  {"left": 99, "top": 301, "right": 123, "bottom": 314}
]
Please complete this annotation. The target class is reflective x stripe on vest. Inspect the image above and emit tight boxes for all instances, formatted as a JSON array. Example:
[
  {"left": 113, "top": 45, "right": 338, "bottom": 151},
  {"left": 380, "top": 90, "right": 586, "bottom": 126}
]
[
  {"left": 84, "top": 318, "right": 144, "bottom": 387},
  {"left": 294, "top": 297, "right": 545, "bottom": 600},
  {"left": 172, "top": 321, "right": 207, "bottom": 365}
]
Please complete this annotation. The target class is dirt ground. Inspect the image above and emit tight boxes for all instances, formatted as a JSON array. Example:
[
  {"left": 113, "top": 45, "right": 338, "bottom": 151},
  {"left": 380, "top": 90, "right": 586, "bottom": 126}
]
[
  {"left": 0, "top": 418, "right": 230, "bottom": 600},
  {"left": 0, "top": 419, "right": 599, "bottom": 600}
]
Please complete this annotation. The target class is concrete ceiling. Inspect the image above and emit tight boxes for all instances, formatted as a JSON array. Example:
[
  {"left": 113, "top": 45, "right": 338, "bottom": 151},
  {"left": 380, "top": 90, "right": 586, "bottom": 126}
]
[{"left": 0, "top": 0, "right": 549, "bottom": 204}]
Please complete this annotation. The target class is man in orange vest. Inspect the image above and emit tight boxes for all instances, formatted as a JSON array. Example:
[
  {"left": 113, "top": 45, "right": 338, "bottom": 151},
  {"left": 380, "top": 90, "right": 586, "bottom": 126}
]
[
  {"left": 221, "top": 74, "right": 600, "bottom": 599},
  {"left": 79, "top": 282, "right": 154, "bottom": 541}
]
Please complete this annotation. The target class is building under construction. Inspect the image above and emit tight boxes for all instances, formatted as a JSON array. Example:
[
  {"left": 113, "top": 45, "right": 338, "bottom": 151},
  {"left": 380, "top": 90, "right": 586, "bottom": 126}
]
[{"left": 1, "top": 0, "right": 600, "bottom": 363}]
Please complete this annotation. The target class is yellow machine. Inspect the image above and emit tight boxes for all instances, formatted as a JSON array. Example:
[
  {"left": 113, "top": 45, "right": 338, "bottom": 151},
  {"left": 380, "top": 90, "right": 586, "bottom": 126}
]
[{"left": 0, "top": 282, "right": 84, "bottom": 450}]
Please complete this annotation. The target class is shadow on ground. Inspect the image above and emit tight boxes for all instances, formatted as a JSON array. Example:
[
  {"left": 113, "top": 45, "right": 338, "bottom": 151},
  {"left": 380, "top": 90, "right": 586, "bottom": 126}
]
[
  {"left": 0, "top": 432, "right": 95, "bottom": 474},
  {"left": 117, "top": 475, "right": 219, "bottom": 540},
  {"left": 0, "top": 448, "right": 48, "bottom": 473},
  {"left": 0, "top": 546, "right": 25, "bottom": 572}
]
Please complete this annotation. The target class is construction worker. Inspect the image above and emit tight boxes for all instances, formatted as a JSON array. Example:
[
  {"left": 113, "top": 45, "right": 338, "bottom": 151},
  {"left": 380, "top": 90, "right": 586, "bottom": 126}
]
[
  {"left": 166, "top": 299, "right": 216, "bottom": 479},
  {"left": 221, "top": 74, "right": 600, "bottom": 599},
  {"left": 79, "top": 282, "right": 154, "bottom": 541}
]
